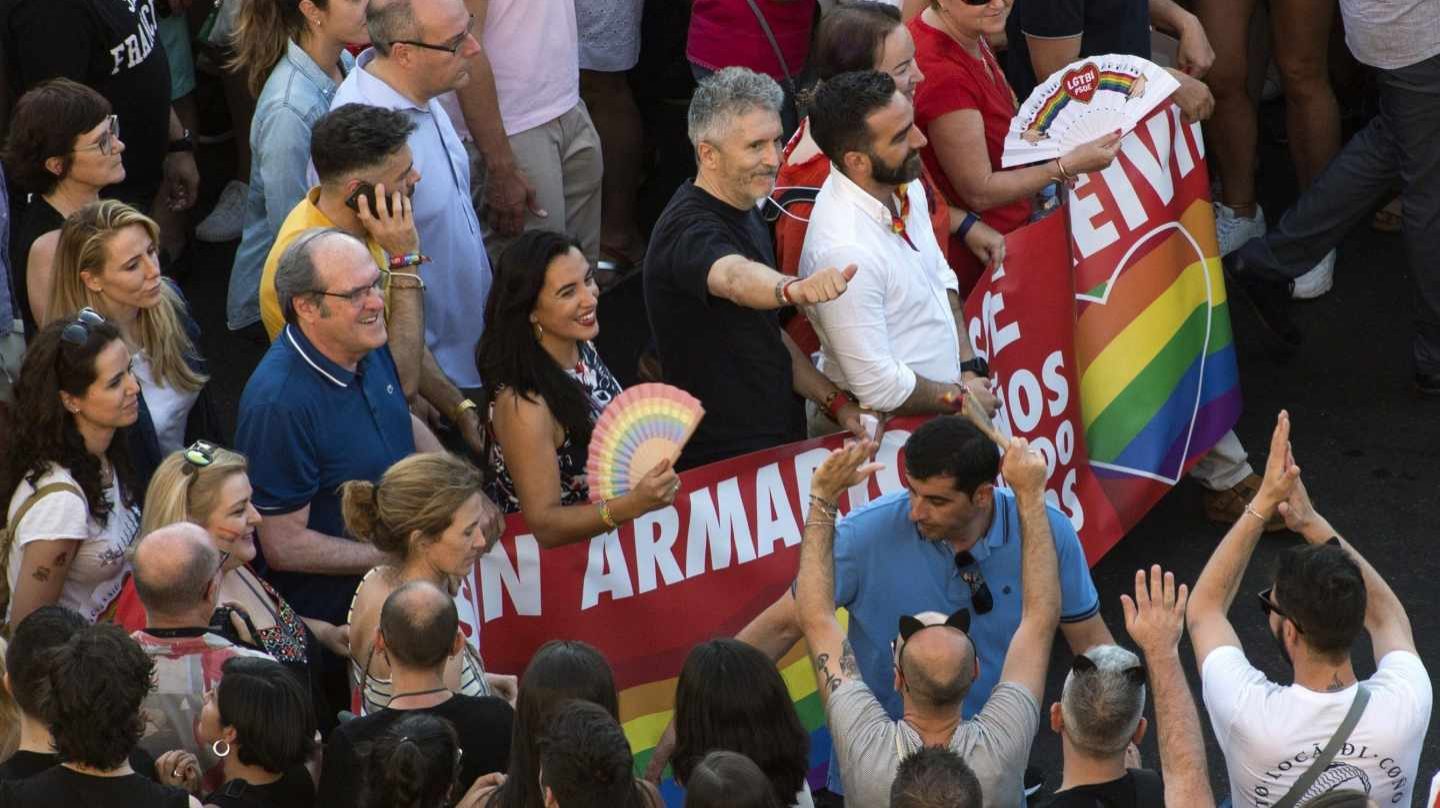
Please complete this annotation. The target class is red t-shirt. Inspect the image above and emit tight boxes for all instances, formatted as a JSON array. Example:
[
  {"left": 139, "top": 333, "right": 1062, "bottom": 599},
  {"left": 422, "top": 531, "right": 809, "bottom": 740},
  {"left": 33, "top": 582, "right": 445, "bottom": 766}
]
[
  {"left": 687, "top": 0, "right": 816, "bottom": 80},
  {"left": 908, "top": 14, "right": 1031, "bottom": 290},
  {"left": 773, "top": 118, "right": 955, "bottom": 355}
]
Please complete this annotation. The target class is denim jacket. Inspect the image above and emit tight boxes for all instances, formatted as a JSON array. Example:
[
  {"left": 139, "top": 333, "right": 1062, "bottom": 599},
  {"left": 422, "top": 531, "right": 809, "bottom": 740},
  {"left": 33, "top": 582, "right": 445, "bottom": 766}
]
[{"left": 227, "top": 41, "right": 353, "bottom": 330}]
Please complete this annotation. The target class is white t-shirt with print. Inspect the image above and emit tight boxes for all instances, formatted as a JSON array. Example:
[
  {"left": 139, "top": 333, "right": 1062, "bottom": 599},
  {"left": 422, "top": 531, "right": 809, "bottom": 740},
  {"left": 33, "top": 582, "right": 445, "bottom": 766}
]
[
  {"left": 1202, "top": 645, "right": 1432, "bottom": 808},
  {"left": 5, "top": 465, "right": 140, "bottom": 623}
]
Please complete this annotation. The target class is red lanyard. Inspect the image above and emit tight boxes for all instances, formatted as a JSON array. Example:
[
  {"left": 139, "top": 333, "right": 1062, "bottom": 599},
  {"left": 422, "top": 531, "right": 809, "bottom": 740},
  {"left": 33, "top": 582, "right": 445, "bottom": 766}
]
[{"left": 889, "top": 182, "right": 918, "bottom": 251}]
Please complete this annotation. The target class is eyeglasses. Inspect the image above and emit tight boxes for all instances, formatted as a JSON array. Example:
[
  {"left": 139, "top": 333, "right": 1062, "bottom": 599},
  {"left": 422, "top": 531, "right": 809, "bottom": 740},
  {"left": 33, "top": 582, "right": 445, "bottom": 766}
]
[
  {"left": 309, "top": 275, "right": 384, "bottom": 306},
  {"left": 73, "top": 115, "right": 120, "bottom": 157},
  {"left": 388, "top": 14, "right": 475, "bottom": 55},
  {"left": 180, "top": 440, "right": 220, "bottom": 476},
  {"left": 954, "top": 551, "right": 993, "bottom": 615},
  {"left": 1256, "top": 587, "right": 1304, "bottom": 634},
  {"left": 60, "top": 307, "right": 106, "bottom": 346}
]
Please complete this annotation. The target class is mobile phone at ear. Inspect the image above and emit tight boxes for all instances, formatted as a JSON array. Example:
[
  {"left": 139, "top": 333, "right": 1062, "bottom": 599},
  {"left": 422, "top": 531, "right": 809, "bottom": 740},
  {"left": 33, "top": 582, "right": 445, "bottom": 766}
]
[{"left": 345, "top": 181, "right": 378, "bottom": 212}]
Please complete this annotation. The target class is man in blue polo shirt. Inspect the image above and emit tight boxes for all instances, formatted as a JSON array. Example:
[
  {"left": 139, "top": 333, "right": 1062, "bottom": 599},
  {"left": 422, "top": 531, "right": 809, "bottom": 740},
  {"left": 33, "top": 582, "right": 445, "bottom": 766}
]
[
  {"left": 235, "top": 228, "right": 425, "bottom": 630},
  {"left": 733, "top": 415, "right": 1112, "bottom": 798}
]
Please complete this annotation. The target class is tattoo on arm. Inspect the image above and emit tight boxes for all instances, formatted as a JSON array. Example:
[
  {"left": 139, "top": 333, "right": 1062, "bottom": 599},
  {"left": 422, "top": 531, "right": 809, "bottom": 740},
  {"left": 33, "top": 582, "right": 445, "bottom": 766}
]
[
  {"left": 840, "top": 639, "right": 860, "bottom": 679},
  {"left": 52, "top": 551, "right": 69, "bottom": 568},
  {"left": 31, "top": 565, "right": 51, "bottom": 583},
  {"left": 815, "top": 652, "right": 843, "bottom": 694}
]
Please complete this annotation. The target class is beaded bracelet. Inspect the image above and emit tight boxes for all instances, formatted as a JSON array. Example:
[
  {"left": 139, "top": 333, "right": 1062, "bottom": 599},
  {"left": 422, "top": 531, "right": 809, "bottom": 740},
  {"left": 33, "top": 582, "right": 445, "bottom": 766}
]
[{"left": 599, "top": 499, "right": 618, "bottom": 530}]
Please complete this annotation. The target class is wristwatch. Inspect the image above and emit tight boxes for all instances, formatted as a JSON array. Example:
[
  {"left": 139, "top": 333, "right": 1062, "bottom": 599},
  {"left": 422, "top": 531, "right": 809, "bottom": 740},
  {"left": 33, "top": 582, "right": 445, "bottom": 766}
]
[
  {"left": 167, "top": 130, "right": 195, "bottom": 153},
  {"left": 960, "top": 357, "right": 990, "bottom": 377}
]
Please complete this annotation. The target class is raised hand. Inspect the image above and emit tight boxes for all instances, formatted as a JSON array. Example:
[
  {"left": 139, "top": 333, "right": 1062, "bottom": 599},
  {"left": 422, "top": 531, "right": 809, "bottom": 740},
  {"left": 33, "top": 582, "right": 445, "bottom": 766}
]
[
  {"left": 810, "top": 440, "right": 883, "bottom": 503},
  {"left": 1253, "top": 410, "right": 1300, "bottom": 519},
  {"left": 1121, "top": 564, "right": 1188, "bottom": 657},
  {"left": 1000, "top": 437, "right": 1047, "bottom": 494}
]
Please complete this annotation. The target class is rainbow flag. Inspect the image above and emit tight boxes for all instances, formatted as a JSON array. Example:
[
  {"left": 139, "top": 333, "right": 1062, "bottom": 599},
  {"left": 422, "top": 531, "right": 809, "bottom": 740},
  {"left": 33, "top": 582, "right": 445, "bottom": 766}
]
[
  {"left": 1074, "top": 199, "right": 1242, "bottom": 487},
  {"left": 1028, "top": 70, "right": 1139, "bottom": 134}
]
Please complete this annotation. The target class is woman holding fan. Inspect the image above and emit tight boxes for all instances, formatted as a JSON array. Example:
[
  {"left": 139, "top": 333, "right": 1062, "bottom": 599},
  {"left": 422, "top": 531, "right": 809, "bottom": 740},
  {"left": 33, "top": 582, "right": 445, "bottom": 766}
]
[{"left": 476, "top": 231, "right": 679, "bottom": 548}]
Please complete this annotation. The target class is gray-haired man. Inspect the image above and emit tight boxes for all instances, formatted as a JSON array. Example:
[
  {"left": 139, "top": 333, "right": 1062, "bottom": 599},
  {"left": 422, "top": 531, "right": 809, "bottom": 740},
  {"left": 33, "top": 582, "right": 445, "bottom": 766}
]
[
  {"left": 642, "top": 67, "right": 865, "bottom": 470},
  {"left": 1047, "top": 567, "right": 1214, "bottom": 807}
]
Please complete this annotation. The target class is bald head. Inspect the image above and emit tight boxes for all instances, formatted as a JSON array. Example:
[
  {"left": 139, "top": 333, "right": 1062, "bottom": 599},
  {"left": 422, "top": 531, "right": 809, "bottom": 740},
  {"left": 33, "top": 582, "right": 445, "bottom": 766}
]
[
  {"left": 379, "top": 580, "right": 460, "bottom": 670},
  {"left": 133, "top": 522, "right": 219, "bottom": 625},
  {"left": 896, "top": 612, "right": 977, "bottom": 711}
]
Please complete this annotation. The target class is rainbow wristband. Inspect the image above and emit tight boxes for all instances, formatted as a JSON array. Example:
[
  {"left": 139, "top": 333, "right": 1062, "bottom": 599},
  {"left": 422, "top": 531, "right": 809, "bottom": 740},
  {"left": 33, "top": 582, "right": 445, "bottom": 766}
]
[{"left": 388, "top": 252, "right": 430, "bottom": 270}]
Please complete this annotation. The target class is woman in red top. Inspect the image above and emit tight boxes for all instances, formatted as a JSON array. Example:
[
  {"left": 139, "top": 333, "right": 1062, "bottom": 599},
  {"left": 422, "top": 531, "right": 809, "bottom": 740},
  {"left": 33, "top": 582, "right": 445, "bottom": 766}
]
[
  {"left": 908, "top": 0, "right": 1120, "bottom": 290},
  {"left": 772, "top": 2, "right": 1004, "bottom": 353}
]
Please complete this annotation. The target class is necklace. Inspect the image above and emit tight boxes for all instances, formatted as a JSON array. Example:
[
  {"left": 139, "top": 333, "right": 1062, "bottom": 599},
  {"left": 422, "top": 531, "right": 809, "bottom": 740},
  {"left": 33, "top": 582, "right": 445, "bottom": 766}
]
[{"left": 388, "top": 686, "right": 451, "bottom": 703}]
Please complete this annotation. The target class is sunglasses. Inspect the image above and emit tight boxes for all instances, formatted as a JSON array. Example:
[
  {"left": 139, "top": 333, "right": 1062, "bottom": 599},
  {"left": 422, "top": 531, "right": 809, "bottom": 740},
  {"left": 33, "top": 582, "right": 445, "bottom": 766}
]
[
  {"left": 60, "top": 307, "right": 106, "bottom": 346},
  {"left": 181, "top": 440, "right": 220, "bottom": 476},
  {"left": 954, "top": 551, "right": 993, "bottom": 615},
  {"left": 73, "top": 115, "right": 120, "bottom": 157},
  {"left": 1256, "top": 587, "right": 1304, "bottom": 634}
]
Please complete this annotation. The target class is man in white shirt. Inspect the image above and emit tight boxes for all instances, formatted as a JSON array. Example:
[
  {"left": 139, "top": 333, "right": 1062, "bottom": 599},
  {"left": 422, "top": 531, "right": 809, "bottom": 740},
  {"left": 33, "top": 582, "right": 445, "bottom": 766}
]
[
  {"left": 1187, "top": 411, "right": 1432, "bottom": 808},
  {"left": 798, "top": 70, "right": 996, "bottom": 428},
  {"left": 331, "top": 0, "right": 493, "bottom": 394}
]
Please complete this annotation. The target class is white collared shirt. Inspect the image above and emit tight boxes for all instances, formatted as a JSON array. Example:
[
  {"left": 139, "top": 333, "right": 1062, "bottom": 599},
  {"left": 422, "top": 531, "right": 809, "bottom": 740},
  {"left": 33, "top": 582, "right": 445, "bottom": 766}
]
[{"left": 798, "top": 168, "right": 960, "bottom": 412}]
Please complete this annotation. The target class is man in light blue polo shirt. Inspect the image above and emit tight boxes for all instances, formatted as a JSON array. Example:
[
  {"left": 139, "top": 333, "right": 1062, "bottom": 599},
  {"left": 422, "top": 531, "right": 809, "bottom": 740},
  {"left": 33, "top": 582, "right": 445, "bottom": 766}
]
[
  {"left": 330, "top": 0, "right": 491, "bottom": 393},
  {"left": 734, "top": 415, "right": 1113, "bottom": 797}
]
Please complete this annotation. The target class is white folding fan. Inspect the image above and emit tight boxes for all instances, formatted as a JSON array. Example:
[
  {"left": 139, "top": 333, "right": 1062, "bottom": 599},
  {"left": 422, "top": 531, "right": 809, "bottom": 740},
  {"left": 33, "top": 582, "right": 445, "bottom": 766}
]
[{"left": 1001, "top": 54, "right": 1179, "bottom": 168}]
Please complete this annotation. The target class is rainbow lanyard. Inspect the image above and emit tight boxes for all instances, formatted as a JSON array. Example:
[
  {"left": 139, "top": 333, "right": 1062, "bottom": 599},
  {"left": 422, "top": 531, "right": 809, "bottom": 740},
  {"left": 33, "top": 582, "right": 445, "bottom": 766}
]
[{"left": 889, "top": 182, "right": 918, "bottom": 251}]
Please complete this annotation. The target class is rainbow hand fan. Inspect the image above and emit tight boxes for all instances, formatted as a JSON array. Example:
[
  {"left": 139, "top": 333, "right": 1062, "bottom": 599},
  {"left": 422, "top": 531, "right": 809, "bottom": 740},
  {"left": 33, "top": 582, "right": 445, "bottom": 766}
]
[
  {"left": 1001, "top": 54, "right": 1179, "bottom": 167},
  {"left": 586, "top": 383, "right": 705, "bottom": 503}
]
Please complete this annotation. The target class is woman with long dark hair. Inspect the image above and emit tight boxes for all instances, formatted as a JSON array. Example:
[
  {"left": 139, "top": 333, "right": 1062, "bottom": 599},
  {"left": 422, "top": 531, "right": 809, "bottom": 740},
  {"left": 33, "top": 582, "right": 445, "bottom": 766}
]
[
  {"left": 471, "top": 640, "right": 659, "bottom": 808},
  {"left": 476, "top": 230, "right": 678, "bottom": 548},
  {"left": 673, "top": 638, "right": 812, "bottom": 807},
  {"left": 0, "top": 315, "right": 140, "bottom": 628}
]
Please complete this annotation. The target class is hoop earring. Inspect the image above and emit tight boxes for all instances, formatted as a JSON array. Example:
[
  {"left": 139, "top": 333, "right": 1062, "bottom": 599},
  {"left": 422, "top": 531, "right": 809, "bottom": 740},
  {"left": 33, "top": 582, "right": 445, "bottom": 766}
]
[
  {"left": 212, "top": 740, "right": 230, "bottom": 758},
  {"left": 533, "top": 321, "right": 544, "bottom": 341}
]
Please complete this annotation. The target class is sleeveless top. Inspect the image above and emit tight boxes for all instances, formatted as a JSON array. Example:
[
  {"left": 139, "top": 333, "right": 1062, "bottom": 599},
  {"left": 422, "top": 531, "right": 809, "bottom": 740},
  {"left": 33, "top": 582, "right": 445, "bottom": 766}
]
[
  {"left": 346, "top": 567, "right": 490, "bottom": 716},
  {"left": 485, "top": 341, "right": 621, "bottom": 514}
]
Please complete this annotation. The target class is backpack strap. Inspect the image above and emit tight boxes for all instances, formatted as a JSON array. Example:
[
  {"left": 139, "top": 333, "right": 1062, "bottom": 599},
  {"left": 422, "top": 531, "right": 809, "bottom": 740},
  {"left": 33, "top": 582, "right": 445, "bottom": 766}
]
[{"left": 0, "top": 481, "right": 84, "bottom": 632}]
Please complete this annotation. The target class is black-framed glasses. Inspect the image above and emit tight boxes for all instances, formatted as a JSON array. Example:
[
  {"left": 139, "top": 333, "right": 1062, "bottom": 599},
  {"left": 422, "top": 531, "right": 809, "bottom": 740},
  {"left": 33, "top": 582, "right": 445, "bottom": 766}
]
[
  {"left": 388, "top": 13, "right": 474, "bottom": 55},
  {"left": 954, "top": 551, "right": 993, "bottom": 614},
  {"left": 60, "top": 307, "right": 106, "bottom": 346},
  {"left": 73, "top": 115, "right": 120, "bottom": 157},
  {"left": 309, "top": 275, "right": 384, "bottom": 306},
  {"left": 1256, "top": 587, "right": 1304, "bottom": 634}
]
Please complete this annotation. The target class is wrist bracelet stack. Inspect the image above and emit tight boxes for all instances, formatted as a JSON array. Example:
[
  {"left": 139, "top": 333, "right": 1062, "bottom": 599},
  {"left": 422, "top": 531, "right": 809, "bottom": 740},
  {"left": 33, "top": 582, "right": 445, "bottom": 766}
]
[
  {"left": 388, "top": 252, "right": 430, "bottom": 269},
  {"left": 808, "top": 493, "right": 839, "bottom": 526},
  {"left": 599, "top": 499, "right": 618, "bottom": 530}
]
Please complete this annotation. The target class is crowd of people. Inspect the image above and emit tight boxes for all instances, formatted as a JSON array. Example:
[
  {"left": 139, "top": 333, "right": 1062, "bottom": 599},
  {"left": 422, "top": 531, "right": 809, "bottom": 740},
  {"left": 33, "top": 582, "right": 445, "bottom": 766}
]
[{"left": 0, "top": 0, "right": 1435, "bottom": 806}]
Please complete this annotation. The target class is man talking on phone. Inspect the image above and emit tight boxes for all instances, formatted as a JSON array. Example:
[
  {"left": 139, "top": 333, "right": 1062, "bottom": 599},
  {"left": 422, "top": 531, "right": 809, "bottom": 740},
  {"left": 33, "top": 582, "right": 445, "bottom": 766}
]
[{"left": 258, "top": 103, "right": 485, "bottom": 456}]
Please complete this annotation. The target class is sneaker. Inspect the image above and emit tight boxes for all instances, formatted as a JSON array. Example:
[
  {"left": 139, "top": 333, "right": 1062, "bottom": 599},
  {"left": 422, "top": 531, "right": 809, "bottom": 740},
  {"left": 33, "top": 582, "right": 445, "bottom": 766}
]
[
  {"left": 195, "top": 179, "right": 248, "bottom": 243},
  {"left": 1203, "top": 473, "right": 1286, "bottom": 531},
  {"left": 1215, "top": 202, "right": 1266, "bottom": 257},
  {"left": 1291, "top": 249, "right": 1335, "bottom": 300}
]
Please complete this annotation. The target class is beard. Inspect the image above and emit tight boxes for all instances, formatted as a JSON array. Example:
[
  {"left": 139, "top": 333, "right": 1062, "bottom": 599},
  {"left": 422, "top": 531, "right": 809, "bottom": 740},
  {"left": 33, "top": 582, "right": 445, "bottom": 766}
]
[
  {"left": 1269, "top": 623, "right": 1294, "bottom": 668},
  {"left": 870, "top": 148, "right": 924, "bottom": 186}
]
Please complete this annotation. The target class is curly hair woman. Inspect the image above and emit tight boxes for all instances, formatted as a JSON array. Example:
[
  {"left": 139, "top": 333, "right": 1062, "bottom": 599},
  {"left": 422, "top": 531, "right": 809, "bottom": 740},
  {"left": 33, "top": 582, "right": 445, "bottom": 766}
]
[{"left": 0, "top": 315, "right": 141, "bottom": 628}]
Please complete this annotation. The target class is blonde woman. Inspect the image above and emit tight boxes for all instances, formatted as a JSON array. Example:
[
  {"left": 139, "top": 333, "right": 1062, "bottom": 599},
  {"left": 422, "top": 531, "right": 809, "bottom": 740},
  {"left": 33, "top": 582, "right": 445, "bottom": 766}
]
[
  {"left": 46, "top": 200, "right": 214, "bottom": 494},
  {"left": 110, "top": 443, "right": 349, "bottom": 729},
  {"left": 340, "top": 452, "right": 513, "bottom": 716}
]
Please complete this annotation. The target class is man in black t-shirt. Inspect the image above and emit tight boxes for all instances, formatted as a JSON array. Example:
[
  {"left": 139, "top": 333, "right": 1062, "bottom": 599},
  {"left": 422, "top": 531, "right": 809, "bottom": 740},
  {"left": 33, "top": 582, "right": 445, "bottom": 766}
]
[
  {"left": 645, "top": 67, "right": 867, "bottom": 469},
  {"left": 316, "top": 582, "right": 513, "bottom": 806},
  {"left": 1044, "top": 567, "right": 1213, "bottom": 807},
  {"left": 0, "top": 0, "right": 198, "bottom": 215},
  {"left": 1003, "top": 0, "right": 1215, "bottom": 119}
]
